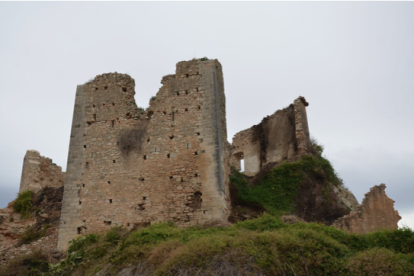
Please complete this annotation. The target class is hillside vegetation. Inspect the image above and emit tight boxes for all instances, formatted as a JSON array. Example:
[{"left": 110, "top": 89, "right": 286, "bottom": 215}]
[
  {"left": 3, "top": 144, "right": 413, "bottom": 275},
  {"left": 3, "top": 216, "right": 414, "bottom": 276}
]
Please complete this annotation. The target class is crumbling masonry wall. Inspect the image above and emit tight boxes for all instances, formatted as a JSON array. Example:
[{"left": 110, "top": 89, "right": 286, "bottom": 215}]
[
  {"left": 19, "top": 150, "right": 65, "bottom": 193},
  {"left": 231, "top": 97, "right": 311, "bottom": 176},
  {"left": 58, "top": 59, "right": 230, "bottom": 250},
  {"left": 333, "top": 184, "right": 401, "bottom": 234}
]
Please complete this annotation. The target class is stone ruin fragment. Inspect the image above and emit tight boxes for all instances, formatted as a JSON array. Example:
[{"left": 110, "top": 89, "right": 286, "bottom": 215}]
[
  {"left": 3, "top": 59, "right": 402, "bottom": 252},
  {"left": 333, "top": 184, "right": 401, "bottom": 234}
]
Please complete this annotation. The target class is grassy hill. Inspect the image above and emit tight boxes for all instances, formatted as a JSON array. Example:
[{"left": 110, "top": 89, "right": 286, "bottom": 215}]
[{"left": 3, "top": 144, "right": 413, "bottom": 275}]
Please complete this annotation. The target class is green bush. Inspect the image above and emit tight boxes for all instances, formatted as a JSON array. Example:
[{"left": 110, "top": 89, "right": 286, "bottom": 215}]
[
  {"left": 13, "top": 190, "right": 33, "bottom": 218},
  {"left": 230, "top": 153, "right": 344, "bottom": 216},
  {"left": 346, "top": 248, "right": 414, "bottom": 275}
]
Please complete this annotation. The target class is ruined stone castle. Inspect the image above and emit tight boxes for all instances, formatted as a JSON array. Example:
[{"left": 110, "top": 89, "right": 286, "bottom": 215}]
[{"left": 11, "top": 59, "right": 401, "bottom": 252}]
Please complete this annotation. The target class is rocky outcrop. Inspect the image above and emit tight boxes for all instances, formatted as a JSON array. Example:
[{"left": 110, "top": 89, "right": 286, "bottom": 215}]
[
  {"left": 0, "top": 201, "right": 36, "bottom": 251},
  {"left": 332, "top": 185, "right": 359, "bottom": 212},
  {"left": 0, "top": 186, "right": 64, "bottom": 266},
  {"left": 333, "top": 184, "right": 401, "bottom": 234}
]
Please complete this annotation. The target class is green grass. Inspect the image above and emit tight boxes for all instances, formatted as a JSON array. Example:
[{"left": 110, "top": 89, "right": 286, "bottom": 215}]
[
  {"left": 13, "top": 190, "right": 33, "bottom": 219},
  {"left": 231, "top": 153, "right": 343, "bottom": 215},
  {"left": 7, "top": 215, "right": 412, "bottom": 276}
]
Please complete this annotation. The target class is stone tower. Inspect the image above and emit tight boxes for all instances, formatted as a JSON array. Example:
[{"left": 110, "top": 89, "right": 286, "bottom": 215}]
[{"left": 58, "top": 59, "right": 231, "bottom": 250}]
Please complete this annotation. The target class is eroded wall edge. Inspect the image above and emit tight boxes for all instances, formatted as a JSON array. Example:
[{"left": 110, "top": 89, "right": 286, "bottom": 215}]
[{"left": 333, "top": 184, "right": 401, "bottom": 234}]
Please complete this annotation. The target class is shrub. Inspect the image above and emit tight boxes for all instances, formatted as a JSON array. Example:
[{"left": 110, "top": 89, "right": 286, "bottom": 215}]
[
  {"left": 150, "top": 96, "right": 156, "bottom": 101},
  {"left": 346, "top": 248, "right": 414, "bottom": 276},
  {"left": 13, "top": 190, "right": 33, "bottom": 218}
]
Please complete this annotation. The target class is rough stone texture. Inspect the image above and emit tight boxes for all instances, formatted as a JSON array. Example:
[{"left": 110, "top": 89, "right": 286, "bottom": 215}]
[
  {"left": 19, "top": 150, "right": 65, "bottom": 193},
  {"left": 230, "top": 97, "right": 311, "bottom": 176},
  {"left": 58, "top": 59, "right": 230, "bottom": 250},
  {"left": 333, "top": 184, "right": 401, "bottom": 234},
  {"left": 0, "top": 228, "right": 59, "bottom": 266},
  {"left": 0, "top": 201, "right": 36, "bottom": 252},
  {"left": 0, "top": 186, "right": 64, "bottom": 259},
  {"left": 332, "top": 185, "right": 359, "bottom": 212}
]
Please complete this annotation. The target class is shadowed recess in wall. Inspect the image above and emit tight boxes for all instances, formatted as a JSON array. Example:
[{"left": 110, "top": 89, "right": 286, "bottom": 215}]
[{"left": 118, "top": 120, "right": 149, "bottom": 156}]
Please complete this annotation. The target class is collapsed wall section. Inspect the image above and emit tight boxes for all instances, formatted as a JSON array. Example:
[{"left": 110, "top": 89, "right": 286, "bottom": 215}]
[
  {"left": 333, "top": 184, "right": 401, "bottom": 234},
  {"left": 58, "top": 59, "right": 230, "bottom": 250},
  {"left": 231, "top": 97, "right": 311, "bottom": 176},
  {"left": 19, "top": 150, "right": 65, "bottom": 193}
]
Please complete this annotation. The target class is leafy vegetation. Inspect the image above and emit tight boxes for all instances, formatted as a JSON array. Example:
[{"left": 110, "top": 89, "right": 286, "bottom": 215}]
[
  {"left": 3, "top": 141, "right": 412, "bottom": 275},
  {"left": 3, "top": 216, "right": 413, "bottom": 275},
  {"left": 150, "top": 96, "right": 156, "bottom": 101},
  {"left": 18, "top": 224, "right": 53, "bottom": 245},
  {"left": 13, "top": 190, "right": 33, "bottom": 218},
  {"left": 231, "top": 150, "right": 343, "bottom": 216}
]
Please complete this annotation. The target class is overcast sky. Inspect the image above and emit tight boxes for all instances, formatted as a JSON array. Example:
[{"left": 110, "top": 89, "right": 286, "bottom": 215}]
[{"left": 1, "top": 2, "right": 413, "bottom": 227}]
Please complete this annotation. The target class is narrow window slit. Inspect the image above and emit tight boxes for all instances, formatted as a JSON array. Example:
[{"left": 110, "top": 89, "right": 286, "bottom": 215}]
[
  {"left": 195, "top": 173, "right": 198, "bottom": 177},
  {"left": 169, "top": 135, "right": 174, "bottom": 140},
  {"left": 122, "top": 87, "right": 127, "bottom": 92},
  {"left": 169, "top": 176, "right": 173, "bottom": 179},
  {"left": 112, "top": 102, "right": 115, "bottom": 106},
  {"left": 84, "top": 145, "right": 87, "bottom": 148},
  {"left": 196, "top": 132, "right": 200, "bottom": 136},
  {"left": 113, "top": 160, "right": 116, "bottom": 163},
  {"left": 185, "top": 108, "right": 188, "bottom": 112},
  {"left": 111, "top": 120, "right": 115, "bottom": 128},
  {"left": 93, "top": 114, "right": 96, "bottom": 120},
  {"left": 79, "top": 201, "right": 82, "bottom": 205},
  {"left": 102, "top": 103, "right": 105, "bottom": 106},
  {"left": 195, "top": 151, "right": 198, "bottom": 156},
  {"left": 176, "top": 91, "right": 179, "bottom": 96},
  {"left": 167, "top": 154, "right": 170, "bottom": 158},
  {"left": 109, "top": 199, "right": 112, "bottom": 203},
  {"left": 107, "top": 181, "right": 111, "bottom": 184},
  {"left": 77, "top": 227, "right": 82, "bottom": 234},
  {"left": 143, "top": 155, "right": 147, "bottom": 160}
]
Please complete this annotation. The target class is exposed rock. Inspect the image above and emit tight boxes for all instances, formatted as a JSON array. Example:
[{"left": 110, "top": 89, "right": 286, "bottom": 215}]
[
  {"left": 333, "top": 184, "right": 401, "bottom": 234},
  {"left": 0, "top": 186, "right": 64, "bottom": 266},
  {"left": 332, "top": 185, "right": 359, "bottom": 212}
]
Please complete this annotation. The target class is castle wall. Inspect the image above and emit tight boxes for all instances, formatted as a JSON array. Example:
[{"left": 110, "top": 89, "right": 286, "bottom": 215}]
[
  {"left": 19, "top": 150, "right": 65, "bottom": 193},
  {"left": 231, "top": 97, "right": 311, "bottom": 176},
  {"left": 333, "top": 184, "right": 401, "bottom": 234},
  {"left": 58, "top": 59, "right": 230, "bottom": 250}
]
